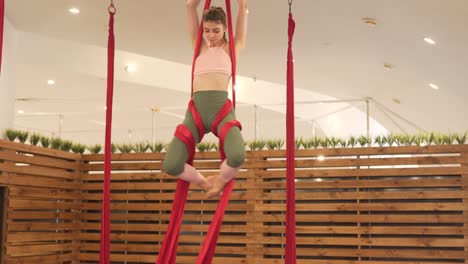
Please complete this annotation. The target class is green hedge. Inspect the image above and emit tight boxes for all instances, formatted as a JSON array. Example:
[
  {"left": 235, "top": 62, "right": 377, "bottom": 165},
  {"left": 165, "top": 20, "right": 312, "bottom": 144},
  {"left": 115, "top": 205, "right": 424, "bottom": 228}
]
[{"left": 2, "top": 128, "right": 467, "bottom": 154}]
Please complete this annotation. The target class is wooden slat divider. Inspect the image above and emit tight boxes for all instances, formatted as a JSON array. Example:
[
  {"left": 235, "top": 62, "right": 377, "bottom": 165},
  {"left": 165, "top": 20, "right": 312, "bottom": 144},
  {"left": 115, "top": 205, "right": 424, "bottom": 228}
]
[
  {"left": 0, "top": 140, "right": 80, "bottom": 160},
  {"left": 0, "top": 141, "right": 82, "bottom": 264},
  {"left": 1, "top": 140, "right": 467, "bottom": 263}
]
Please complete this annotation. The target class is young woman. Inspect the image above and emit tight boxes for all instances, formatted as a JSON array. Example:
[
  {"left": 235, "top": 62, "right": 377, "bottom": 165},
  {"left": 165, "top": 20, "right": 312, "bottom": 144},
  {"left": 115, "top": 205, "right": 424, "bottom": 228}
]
[{"left": 162, "top": 0, "right": 248, "bottom": 198}]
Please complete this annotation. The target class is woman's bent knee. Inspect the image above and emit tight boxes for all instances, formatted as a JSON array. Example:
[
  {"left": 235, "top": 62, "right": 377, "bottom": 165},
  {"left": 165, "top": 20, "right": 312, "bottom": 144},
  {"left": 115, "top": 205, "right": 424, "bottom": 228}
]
[
  {"left": 226, "top": 147, "right": 245, "bottom": 168},
  {"left": 162, "top": 158, "right": 184, "bottom": 176},
  {"left": 163, "top": 138, "right": 188, "bottom": 176}
]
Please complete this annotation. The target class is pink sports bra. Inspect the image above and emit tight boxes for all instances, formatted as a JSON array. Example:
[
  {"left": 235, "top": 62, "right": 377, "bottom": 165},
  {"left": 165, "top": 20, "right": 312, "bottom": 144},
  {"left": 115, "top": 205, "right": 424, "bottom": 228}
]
[{"left": 194, "top": 46, "right": 232, "bottom": 76}]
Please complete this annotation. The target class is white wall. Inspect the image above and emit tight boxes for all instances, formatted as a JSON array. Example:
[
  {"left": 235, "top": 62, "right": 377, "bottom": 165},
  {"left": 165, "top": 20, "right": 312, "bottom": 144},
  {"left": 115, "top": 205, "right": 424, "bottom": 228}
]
[
  {"left": 0, "top": 18, "right": 17, "bottom": 134},
  {"left": 11, "top": 31, "right": 389, "bottom": 145}
]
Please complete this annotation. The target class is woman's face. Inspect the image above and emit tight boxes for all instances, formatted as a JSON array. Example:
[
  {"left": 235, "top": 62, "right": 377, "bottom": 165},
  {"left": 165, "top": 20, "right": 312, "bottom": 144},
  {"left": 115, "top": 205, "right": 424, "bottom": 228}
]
[{"left": 203, "top": 20, "right": 226, "bottom": 46}]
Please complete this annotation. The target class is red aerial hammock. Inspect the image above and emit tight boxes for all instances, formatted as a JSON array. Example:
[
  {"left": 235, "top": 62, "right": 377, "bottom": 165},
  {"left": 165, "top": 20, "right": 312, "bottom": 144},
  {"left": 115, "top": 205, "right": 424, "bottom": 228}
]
[
  {"left": 100, "top": 1, "right": 116, "bottom": 264},
  {"left": 285, "top": 0, "right": 297, "bottom": 263},
  {"left": 156, "top": 0, "right": 238, "bottom": 263},
  {"left": 0, "top": 0, "right": 5, "bottom": 75},
  {"left": 99, "top": 0, "right": 295, "bottom": 263}
]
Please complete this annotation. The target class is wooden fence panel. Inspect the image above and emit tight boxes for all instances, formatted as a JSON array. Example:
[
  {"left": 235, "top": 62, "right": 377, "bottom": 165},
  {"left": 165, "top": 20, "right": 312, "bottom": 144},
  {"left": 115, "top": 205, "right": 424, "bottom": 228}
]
[
  {"left": 1, "top": 139, "right": 467, "bottom": 263},
  {"left": 0, "top": 140, "right": 81, "bottom": 264}
]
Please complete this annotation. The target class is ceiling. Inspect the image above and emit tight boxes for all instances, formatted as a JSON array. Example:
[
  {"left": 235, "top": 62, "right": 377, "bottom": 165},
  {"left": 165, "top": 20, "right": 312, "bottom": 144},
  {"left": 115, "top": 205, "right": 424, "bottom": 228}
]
[{"left": 4, "top": 0, "right": 468, "bottom": 145}]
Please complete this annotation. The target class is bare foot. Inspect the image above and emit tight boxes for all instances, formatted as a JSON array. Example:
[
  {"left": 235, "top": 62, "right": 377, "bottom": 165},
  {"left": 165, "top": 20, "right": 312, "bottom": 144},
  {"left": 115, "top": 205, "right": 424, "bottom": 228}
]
[
  {"left": 206, "top": 175, "right": 228, "bottom": 198},
  {"left": 196, "top": 176, "right": 213, "bottom": 192}
]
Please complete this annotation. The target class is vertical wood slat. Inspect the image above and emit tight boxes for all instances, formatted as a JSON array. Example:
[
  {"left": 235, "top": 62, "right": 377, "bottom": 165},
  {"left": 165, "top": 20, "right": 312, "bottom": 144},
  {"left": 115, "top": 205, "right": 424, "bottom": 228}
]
[
  {"left": 0, "top": 188, "right": 7, "bottom": 264},
  {"left": 462, "top": 150, "right": 468, "bottom": 263},
  {"left": 71, "top": 159, "right": 82, "bottom": 264},
  {"left": 0, "top": 148, "right": 14, "bottom": 264},
  {"left": 246, "top": 155, "right": 266, "bottom": 264}
]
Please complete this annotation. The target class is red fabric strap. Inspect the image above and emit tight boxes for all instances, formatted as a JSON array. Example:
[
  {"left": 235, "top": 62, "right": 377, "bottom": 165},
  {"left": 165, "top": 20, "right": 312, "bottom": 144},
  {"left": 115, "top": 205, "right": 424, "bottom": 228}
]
[
  {"left": 196, "top": 1, "right": 238, "bottom": 262},
  {"left": 225, "top": 0, "right": 236, "bottom": 107},
  {"left": 174, "top": 124, "right": 196, "bottom": 162},
  {"left": 191, "top": 0, "right": 212, "bottom": 96},
  {"left": 285, "top": 12, "right": 297, "bottom": 264},
  {"left": 188, "top": 100, "right": 206, "bottom": 142},
  {"left": 196, "top": 119, "right": 240, "bottom": 264},
  {"left": 158, "top": 180, "right": 190, "bottom": 264},
  {"left": 210, "top": 99, "right": 233, "bottom": 137},
  {"left": 218, "top": 120, "right": 241, "bottom": 160},
  {"left": 156, "top": 125, "right": 194, "bottom": 264},
  {"left": 100, "top": 4, "right": 116, "bottom": 264},
  {"left": 0, "top": 0, "right": 4, "bottom": 75},
  {"left": 196, "top": 178, "right": 234, "bottom": 263}
]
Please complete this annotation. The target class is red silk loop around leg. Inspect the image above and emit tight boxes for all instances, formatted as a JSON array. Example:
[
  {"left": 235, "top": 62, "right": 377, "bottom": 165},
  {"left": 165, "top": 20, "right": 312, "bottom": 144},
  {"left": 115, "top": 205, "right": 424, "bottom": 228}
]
[
  {"left": 188, "top": 100, "right": 206, "bottom": 143},
  {"left": 219, "top": 120, "right": 242, "bottom": 161},
  {"left": 211, "top": 100, "right": 233, "bottom": 137},
  {"left": 174, "top": 124, "right": 196, "bottom": 164}
]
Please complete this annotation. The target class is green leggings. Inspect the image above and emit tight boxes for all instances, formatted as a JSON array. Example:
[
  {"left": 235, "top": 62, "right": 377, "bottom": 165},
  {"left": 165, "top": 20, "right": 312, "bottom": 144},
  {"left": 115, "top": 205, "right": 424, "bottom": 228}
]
[{"left": 163, "top": 90, "right": 245, "bottom": 176}]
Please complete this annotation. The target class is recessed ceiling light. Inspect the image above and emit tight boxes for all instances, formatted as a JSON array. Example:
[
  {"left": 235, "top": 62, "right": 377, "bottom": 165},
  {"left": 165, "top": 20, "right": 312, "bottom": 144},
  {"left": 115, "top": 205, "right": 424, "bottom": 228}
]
[
  {"left": 69, "top": 8, "right": 80, "bottom": 14},
  {"left": 125, "top": 64, "right": 137, "bottom": 73},
  {"left": 429, "top": 83, "right": 439, "bottom": 90},
  {"left": 47, "top": 80, "right": 55, "bottom": 85},
  {"left": 17, "top": 110, "right": 25, "bottom": 114},
  {"left": 362, "top": 17, "right": 377, "bottom": 27},
  {"left": 383, "top": 63, "right": 394, "bottom": 70},
  {"left": 317, "top": 155, "right": 325, "bottom": 161},
  {"left": 424, "top": 37, "right": 436, "bottom": 45}
]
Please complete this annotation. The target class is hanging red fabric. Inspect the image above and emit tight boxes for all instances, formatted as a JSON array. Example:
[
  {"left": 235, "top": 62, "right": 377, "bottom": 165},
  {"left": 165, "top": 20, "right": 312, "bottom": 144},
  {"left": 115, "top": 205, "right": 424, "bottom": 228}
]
[
  {"left": 157, "top": 0, "right": 237, "bottom": 263},
  {"left": 100, "top": 4, "right": 116, "bottom": 264},
  {"left": 285, "top": 4, "right": 297, "bottom": 264},
  {"left": 224, "top": 0, "right": 236, "bottom": 107},
  {"left": 156, "top": 125, "right": 192, "bottom": 264},
  {"left": 196, "top": 1, "right": 237, "bottom": 261},
  {"left": 191, "top": 0, "right": 213, "bottom": 96},
  {"left": 0, "top": 0, "right": 5, "bottom": 75}
]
